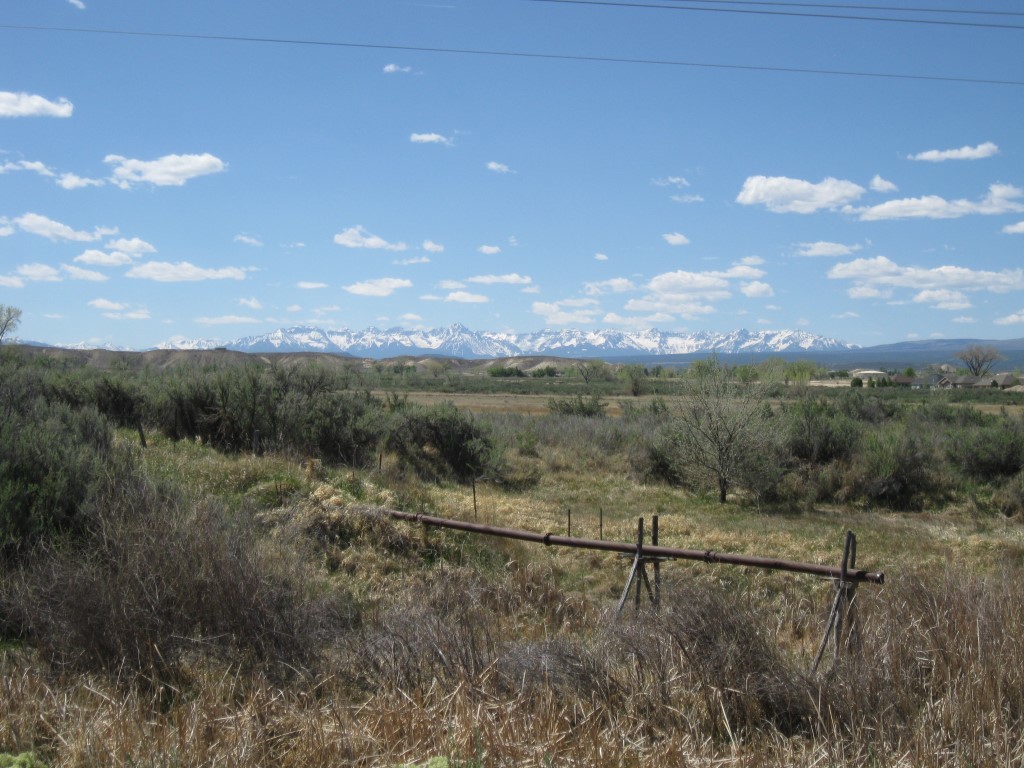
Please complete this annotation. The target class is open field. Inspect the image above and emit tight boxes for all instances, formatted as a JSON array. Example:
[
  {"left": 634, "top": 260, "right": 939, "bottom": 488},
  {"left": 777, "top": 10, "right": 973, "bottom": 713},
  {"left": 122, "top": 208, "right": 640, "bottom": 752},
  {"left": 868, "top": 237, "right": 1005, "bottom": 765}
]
[{"left": 3, "top": 349, "right": 1024, "bottom": 766}]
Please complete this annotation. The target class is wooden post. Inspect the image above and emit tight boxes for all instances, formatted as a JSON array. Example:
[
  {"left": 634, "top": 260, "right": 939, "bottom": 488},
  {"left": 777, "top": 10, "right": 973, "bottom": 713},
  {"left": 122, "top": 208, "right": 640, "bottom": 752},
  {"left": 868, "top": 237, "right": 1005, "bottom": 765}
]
[
  {"left": 812, "top": 530, "right": 857, "bottom": 676},
  {"left": 567, "top": 507, "right": 572, "bottom": 537},
  {"left": 599, "top": 507, "right": 604, "bottom": 541},
  {"left": 472, "top": 477, "right": 477, "bottom": 520},
  {"left": 652, "top": 514, "right": 661, "bottom": 608},
  {"left": 634, "top": 516, "right": 644, "bottom": 609}
]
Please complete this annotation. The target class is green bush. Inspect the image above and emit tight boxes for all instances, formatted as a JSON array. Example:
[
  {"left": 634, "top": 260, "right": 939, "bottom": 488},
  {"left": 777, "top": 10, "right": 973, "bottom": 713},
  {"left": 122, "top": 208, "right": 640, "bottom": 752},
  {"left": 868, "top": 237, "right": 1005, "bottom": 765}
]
[
  {"left": 0, "top": 398, "right": 119, "bottom": 556},
  {"left": 784, "top": 397, "right": 860, "bottom": 464},
  {"left": 387, "top": 403, "right": 498, "bottom": 483},
  {"left": 843, "top": 425, "right": 937, "bottom": 509},
  {"left": 547, "top": 394, "right": 607, "bottom": 418},
  {"left": 946, "top": 415, "right": 1024, "bottom": 482}
]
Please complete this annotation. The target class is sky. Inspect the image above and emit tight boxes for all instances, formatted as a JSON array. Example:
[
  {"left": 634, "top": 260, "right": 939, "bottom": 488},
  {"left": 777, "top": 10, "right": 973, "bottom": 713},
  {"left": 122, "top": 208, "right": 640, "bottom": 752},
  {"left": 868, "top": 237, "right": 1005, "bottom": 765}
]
[{"left": 1, "top": 0, "right": 1023, "bottom": 350}]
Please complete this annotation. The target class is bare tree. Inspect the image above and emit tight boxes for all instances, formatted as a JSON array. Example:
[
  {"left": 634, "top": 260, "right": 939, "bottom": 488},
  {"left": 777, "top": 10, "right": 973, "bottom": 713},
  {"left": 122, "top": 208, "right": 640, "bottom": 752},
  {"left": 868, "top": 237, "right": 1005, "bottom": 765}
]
[
  {"left": 956, "top": 344, "right": 1003, "bottom": 377},
  {"left": 668, "top": 356, "right": 778, "bottom": 504},
  {"left": 0, "top": 304, "right": 21, "bottom": 344}
]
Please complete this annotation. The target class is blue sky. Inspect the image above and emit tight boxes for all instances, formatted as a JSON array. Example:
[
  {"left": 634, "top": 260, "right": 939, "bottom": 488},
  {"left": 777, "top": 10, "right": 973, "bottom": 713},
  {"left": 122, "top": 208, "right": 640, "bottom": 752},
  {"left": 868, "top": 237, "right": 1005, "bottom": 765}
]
[{"left": 2, "top": 0, "right": 1023, "bottom": 349}]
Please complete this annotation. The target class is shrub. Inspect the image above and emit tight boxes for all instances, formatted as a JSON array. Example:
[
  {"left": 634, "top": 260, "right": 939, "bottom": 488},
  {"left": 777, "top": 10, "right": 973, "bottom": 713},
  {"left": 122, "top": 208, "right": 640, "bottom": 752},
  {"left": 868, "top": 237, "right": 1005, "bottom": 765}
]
[
  {"left": 946, "top": 414, "right": 1024, "bottom": 482},
  {"left": 0, "top": 398, "right": 120, "bottom": 557},
  {"left": 842, "top": 424, "right": 937, "bottom": 508},
  {"left": 387, "top": 403, "right": 498, "bottom": 483},
  {"left": 547, "top": 394, "right": 607, "bottom": 418},
  {"left": 784, "top": 397, "right": 860, "bottom": 464}
]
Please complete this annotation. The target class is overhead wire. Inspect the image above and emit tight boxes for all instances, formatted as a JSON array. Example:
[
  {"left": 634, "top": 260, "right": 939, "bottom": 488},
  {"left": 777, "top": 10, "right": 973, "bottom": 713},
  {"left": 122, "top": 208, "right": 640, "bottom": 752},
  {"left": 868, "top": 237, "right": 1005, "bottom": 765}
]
[
  {"left": 524, "top": 0, "right": 1024, "bottom": 31},
  {"left": 2, "top": 22, "right": 1022, "bottom": 87},
  {"left": 650, "top": 0, "right": 1024, "bottom": 19}
]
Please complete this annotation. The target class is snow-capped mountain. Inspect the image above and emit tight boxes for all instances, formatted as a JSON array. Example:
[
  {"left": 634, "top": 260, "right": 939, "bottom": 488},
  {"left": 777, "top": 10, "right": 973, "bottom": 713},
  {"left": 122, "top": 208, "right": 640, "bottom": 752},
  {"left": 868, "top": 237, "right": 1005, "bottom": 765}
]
[{"left": 156, "top": 324, "right": 856, "bottom": 359}]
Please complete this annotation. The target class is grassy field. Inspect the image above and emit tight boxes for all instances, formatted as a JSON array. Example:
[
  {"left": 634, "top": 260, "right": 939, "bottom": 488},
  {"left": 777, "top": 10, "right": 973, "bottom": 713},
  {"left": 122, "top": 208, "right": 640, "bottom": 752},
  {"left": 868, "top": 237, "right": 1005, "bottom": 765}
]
[{"left": 3, "top": 356, "right": 1024, "bottom": 766}]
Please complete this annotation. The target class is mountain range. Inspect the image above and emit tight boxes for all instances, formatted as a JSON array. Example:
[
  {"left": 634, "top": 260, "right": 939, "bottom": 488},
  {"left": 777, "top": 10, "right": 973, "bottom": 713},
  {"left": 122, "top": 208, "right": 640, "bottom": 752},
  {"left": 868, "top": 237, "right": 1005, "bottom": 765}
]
[{"left": 155, "top": 324, "right": 857, "bottom": 359}]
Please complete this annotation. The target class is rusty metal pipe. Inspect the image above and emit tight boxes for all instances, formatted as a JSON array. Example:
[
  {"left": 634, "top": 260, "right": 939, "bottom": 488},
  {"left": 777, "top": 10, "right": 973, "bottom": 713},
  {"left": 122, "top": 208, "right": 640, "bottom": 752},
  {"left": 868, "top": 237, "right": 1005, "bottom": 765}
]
[{"left": 382, "top": 509, "right": 884, "bottom": 584}]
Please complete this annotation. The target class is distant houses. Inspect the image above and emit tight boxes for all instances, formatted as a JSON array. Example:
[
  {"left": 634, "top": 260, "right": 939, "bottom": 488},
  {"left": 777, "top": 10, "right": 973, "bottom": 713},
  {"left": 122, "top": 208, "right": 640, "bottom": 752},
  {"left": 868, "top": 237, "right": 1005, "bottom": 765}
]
[{"left": 841, "top": 368, "right": 1022, "bottom": 391}]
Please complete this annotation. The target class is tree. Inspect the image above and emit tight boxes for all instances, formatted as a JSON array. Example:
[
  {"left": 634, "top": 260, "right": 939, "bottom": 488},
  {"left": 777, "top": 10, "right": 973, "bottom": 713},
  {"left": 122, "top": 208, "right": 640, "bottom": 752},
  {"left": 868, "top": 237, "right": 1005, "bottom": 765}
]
[
  {"left": 667, "top": 356, "right": 778, "bottom": 503},
  {"left": 0, "top": 304, "right": 21, "bottom": 344},
  {"left": 957, "top": 344, "right": 1003, "bottom": 377}
]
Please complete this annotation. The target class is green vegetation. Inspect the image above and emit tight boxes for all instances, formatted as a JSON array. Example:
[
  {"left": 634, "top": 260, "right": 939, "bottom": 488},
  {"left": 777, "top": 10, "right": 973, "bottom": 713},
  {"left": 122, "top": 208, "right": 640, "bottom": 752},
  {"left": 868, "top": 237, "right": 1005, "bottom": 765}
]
[{"left": 1, "top": 346, "right": 1023, "bottom": 766}]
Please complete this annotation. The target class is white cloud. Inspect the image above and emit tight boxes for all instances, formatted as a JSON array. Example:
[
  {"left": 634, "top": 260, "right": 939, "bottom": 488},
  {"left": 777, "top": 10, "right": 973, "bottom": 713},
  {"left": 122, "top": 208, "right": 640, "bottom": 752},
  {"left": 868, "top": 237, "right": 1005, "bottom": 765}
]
[
  {"left": 662, "top": 232, "right": 690, "bottom": 246},
  {"left": 0, "top": 276, "right": 25, "bottom": 288},
  {"left": 423, "top": 239, "right": 445, "bottom": 253},
  {"left": 334, "top": 225, "right": 407, "bottom": 251},
  {"left": 738, "top": 255, "right": 764, "bottom": 266},
  {"left": 624, "top": 264, "right": 767, "bottom": 319},
  {"left": 287, "top": 305, "right": 301, "bottom": 312},
  {"left": 603, "top": 312, "right": 676, "bottom": 328},
  {"left": 400, "top": 313, "right": 422, "bottom": 322},
  {"left": 234, "top": 234, "right": 263, "bottom": 246},
  {"left": 106, "top": 237, "right": 155, "bottom": 255},
  {"left": 445, "top": 291, "right": 488, "bottom": 303},
  {"left": 1003, "top": 221, "right": 1024, "bottom": 234},
  {"left": 671, "top": 194, "right": 704, "bottom": 204},
  {"left": 740, "top": 281, "right": 774, "bottom": 298},
  {"left": 487, "top": 161, "right": 514, "bottom": 173},
  {"left": 995, "top": 310, "right": 1024, "bottom": 326},
  {"left": 410, "top": 133, "right": 453, "bottom": 146},
  {"left": 195, "top": 315, "right": 259, "bottom": 325},
  {"left": 736, "top": 175, "right": 866, "bottom": 214},
  {"left": 652, "top": 176, "right": 689, "bottom": 188},
  {"left": 297, "top": 281, "right": 327, "bottom": 289},
  {"left": 62, "top": 264, "right": 107, "bottom": 281},
  {"left": 870, "top": 175, "right": 898, "bottom": 193},
  {"left": 1, "top": 159, "right": 54, "bottom": 177},
  {"left": 0, "top": 91, "right": 74, "bottom": 118},
  {"left": 104, "top": 153, "right": 226, "bottom": 189},
  {"left": 343, "top": 277, "right": 413, "bottom": 297},
  {"left": 0, "top": 218, "right": 12, "bottom": 237},
  {"left": 15, "top": 213, "right": 117, "bottom": 242},
  {"left": 594, "top": 253, "right": 608, "bottom": 261},
  {"left": 72, "top": 249, "right": 130, "bottom": 267},
  {"left": 833, "top": 311, "right": 860, "bottom": 319},
  {"left": 438, "top": 280, "right": 465, "bottom": 290},
  {"left": 466, "top": 273, "right": 532, "bottom": 285},
  {"left": 532, "top": 299, "right": 600, "bottom": 326},
  {"left": 909, "top": 142, "right": 999, "bottom": 162},
  {"left": 17, "top": 263, "right": 61, "bottom": 281},
  {"left": 57, "top": 172, "right": 105, "bottom": 189},
  {"left": 394, "top": 255, "right": 431, "bottom": 265},
  {"left": 478, "top": 244, "right": 501, "bottom": 255},
  {"left": 584, "top": 277, "right": 636, "bottom": 296},
  {"left": 239, "top": 297, "right": 262, "bottom": 309},
  {"left": 68, "top": 0, "right": 86, "bottom": 7},
  {"left": 797, "top": 241, "right": 862, "bottom": 257},
  {"left": 952, "top": 316, "right": 975, "bottom": 324},
  {"left": 828, "top": 255, "right": 1024, "bottom": 307},
  {"left": 89, "top": 298, "right": 126, "bottom": 311},
  {"left": 126, "top": 261, "right": 247, "bottom": 282},
  {"left": 383, "top": 63, "right": 412, "bottom": 73},
  {"left": 852, "top": 183, "right": 1024, "bottom": 221}
]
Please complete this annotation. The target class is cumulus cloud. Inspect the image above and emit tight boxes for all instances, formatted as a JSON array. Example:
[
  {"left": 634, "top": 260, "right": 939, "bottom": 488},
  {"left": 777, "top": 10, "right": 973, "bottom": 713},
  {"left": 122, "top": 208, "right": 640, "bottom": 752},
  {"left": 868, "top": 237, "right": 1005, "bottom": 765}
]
[
  {"left": 62, "top": 264, "right": 107, "bottom": 281},
  {"left": 394, "top": 255, "right": 431, "bottom": 265},
  {"left": 239, "top": 297, "right": 262, "bottom": 309},
  {"left": 68, "top": 0, "right": 86, "bottom": 8},
  {"left": 297, "top": 281, "right": 327, "bottom": 289},
  {"left": 445, "top": 291, "right": 488, "bottom": 303},
  {"left": 410, "top": 133, "right": 453, "bottom": 146},
  {"left": 652, "top": 176, "right": 690, "bottom": 188},
  {"left": 383, "top": 63, "right": 412, "bottom": 73},
  {"left": 478, "top": 244, "right": 501, "bottom": 255},
  {"left": 852, "top": 183, "right": 1024, "bottom": 221},
  {"left": 15, "top": 213, "right": 117, "bottom": 242},
  {"left": 422, "top": 239, "right": 445, "bottom": 253},
  {"left": 106, "top": 237, "right": 156, "bottom": 255},
  {"left": 584, "top": 277, "right": 636, "bottom": 296},
  {"left": 89, "top": 299, "right": 126, "bottom": 311},
  {"left": 438, "top": 280, "right": 466, "bottom": 290},
  {"left": 909, "top": 142, "right": 999, "bottom": 162},
  {"left": 58, "top": 172, "right": 105, "bottom": 189},
  {"left": 736, "top": 175, "right": 866, "bottom": 214},
  {"left": 343, "top": 277, "right": 412, "bottom": 297},
  {"left": 797, "top": 241, "right": 862, "bottom": 257},
  {"left": 1003, "top": 221, "right": 1024, "bottom": 234},
  {"left": 104, "top": 153, "right": 226, "bottom": 189},
  {"left": 662, "top": 232, "right": 690, "bottom": 246},
  {"left": 0, "top": 218, "right": 12, "bottom": 237},
  {"left": 0, "top": 91, "right": 73, "bottom": 118},
  {"left": 334, "top": 225, "right": 407, "bottom": 251},
  {"left": 623, "top": 263, "right": 768, "bottom": 319},
  {"left": 17, "top": 263, "right": 62, "bottom": 282},
  {"left": 1, "top": 159, "right": 54, "bottom": 178},
  {"left": 196, "top": 315, "right": 259, "bottom": 325},
  {"left": 234, "top": 234, "right": 263, "bottom": 246},
  {"left": 738, "top": 256, "right": 764, "bottom": 266},
  {"left": 672, "top": 194, "right": 704, "bottom": 204},
  {"left": 487, "top": 161, "right": 514, "bottom": 173},
  {"left": 466, "top": 273, "right": 532, "bottom": 285},
  {"left": 740, "top": 281, "right": 774, "bottom": 298},
  {"left": 870, "top": 175, "right": 898, "bottom": 193},
  {"left": 828, "top": 255, "right": 1024, "bottom": 308},
  {"left": 0, "top": 276, "right": 25, "bottom": 288},
  {"left": 532, "top": 299, "right": 601, "bottom": 326},
  {"left": 126, "top": 261, "right": 248, "bottom": 282},
  {"left": 74, "top": 249, "right": 133, "bottom": 266},
  {"left": 603, "top": 311, "right": 676, "bottom": 328},
  {"left": 594, "top": 253, "right": 608, "bottom": 261}
]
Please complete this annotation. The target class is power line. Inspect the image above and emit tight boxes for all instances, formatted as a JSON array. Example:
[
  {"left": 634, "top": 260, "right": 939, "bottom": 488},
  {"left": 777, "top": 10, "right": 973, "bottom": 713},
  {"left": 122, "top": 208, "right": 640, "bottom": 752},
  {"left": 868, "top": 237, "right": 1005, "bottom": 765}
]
[
  {"left": 3, "top": 23, "right": 1022, "bottom": 87},
  {"left": 526, "top": 0, "right": 1024, "bottom": 30},
  {"left": 659, "top": 0, "right": 1024, "bottom": 19}
]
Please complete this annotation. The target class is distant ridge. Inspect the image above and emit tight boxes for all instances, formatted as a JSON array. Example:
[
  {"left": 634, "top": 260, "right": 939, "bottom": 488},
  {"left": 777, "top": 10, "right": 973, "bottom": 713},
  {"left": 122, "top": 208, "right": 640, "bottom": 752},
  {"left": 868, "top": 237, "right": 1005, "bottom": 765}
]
[{"left": 155, "top": 323, "right": 856, "bottom": 359}]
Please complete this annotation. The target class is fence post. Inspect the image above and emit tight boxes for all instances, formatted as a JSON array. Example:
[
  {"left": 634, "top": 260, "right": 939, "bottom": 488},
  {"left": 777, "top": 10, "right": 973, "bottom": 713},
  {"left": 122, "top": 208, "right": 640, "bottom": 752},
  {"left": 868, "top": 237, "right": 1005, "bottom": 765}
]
[{"left": 652, "top": 514, "right": 661, "bottom": 608}]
